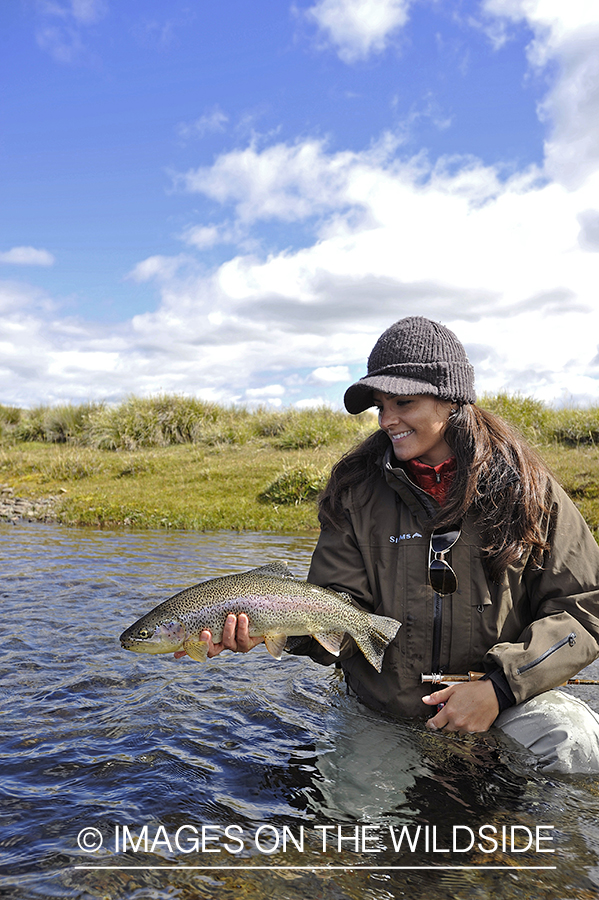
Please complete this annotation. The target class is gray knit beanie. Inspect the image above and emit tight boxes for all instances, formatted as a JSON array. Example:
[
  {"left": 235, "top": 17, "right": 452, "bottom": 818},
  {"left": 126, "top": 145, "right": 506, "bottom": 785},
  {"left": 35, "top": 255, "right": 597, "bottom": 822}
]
[{"left": 344, "top": 316, "right": 476, "bottom": 414}]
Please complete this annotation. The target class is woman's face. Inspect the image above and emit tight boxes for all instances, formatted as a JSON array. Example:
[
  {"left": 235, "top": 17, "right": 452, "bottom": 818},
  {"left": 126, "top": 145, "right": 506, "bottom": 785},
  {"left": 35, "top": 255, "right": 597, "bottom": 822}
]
[{"left": 372, "top": 391, "right": 454, "bottom": 467}]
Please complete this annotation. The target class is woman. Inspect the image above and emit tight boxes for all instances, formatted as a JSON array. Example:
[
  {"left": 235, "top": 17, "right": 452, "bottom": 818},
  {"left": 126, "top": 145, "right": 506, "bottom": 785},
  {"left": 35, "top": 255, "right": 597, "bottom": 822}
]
[{"left": 206, "top": 317, "right": 599, "bottom": 773}]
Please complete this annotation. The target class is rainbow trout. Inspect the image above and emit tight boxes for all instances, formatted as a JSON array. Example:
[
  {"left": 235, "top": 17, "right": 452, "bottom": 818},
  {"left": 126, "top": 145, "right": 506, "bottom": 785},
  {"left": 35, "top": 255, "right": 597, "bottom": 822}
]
[{"left": 120, "top": 561, "right": 400, "bottom": 672}]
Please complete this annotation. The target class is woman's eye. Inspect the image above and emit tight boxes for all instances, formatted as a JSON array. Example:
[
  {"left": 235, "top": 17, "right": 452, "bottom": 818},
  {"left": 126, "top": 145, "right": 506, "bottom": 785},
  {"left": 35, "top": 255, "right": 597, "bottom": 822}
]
[{"left": 374, "top": 397, "right": 411, "bottom": 413}]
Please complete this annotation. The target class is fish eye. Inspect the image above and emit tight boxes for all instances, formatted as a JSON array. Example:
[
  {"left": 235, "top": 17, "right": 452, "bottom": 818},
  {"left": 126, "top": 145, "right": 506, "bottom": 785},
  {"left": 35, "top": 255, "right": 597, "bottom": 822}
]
[{"left": 137, "top": 628, "right": 150, "bottom": 639}]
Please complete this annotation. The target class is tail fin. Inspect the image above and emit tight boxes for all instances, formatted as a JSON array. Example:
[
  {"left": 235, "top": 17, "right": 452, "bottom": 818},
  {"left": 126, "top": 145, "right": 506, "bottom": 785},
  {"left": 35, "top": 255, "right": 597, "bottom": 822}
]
[{"left": 352, "top": 615, "right": 401, "bottom": 673}]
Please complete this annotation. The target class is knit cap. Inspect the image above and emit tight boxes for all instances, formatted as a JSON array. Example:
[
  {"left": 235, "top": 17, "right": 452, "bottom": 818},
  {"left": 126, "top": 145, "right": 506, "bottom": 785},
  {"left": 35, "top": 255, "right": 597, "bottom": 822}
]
[{"left": 344, "top": 316, "right": 476, "bottom": 414}]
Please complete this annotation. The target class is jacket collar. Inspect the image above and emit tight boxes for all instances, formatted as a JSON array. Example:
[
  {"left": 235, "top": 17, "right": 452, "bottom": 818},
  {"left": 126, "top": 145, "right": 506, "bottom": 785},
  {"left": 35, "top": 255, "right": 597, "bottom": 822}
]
[
  {"left": 381, "top": 446, "right": 439, "bottom": 522},
  {"left": 405, "top": 456, "right": 456, "bottom": 505}
]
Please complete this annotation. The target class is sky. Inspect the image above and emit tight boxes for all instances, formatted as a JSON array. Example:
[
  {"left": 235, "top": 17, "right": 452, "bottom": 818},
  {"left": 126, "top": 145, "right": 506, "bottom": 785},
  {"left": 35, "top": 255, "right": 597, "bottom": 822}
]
[{"left": 2, "top": 0, "right": 599, "bottom": 410}]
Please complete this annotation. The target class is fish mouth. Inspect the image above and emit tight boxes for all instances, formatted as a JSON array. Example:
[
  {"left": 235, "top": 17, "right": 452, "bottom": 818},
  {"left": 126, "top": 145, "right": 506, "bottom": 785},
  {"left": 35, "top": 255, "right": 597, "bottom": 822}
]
[
  {"left": 121, "top": 639, "right": 169, "bottom": 655},
  {"left": 119, "top": 619, "right": 187, "bottom": 653}
]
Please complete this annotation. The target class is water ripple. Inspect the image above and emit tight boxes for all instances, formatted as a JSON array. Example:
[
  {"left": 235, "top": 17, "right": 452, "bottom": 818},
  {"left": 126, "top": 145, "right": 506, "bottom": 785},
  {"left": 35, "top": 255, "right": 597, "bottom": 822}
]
[{"left": 2, "top": 523, "right": 599, "bottom": 899}]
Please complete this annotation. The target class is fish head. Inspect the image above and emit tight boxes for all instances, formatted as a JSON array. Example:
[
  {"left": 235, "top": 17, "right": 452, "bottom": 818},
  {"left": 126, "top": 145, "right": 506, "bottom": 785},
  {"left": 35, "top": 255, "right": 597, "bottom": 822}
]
[{"left": 120, "top": 615, "right": 187, "bottom": 655}]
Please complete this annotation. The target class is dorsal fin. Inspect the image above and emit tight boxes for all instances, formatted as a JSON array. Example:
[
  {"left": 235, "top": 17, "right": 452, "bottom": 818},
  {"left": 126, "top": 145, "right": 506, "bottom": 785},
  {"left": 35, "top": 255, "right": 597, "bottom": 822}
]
[{"left": 249, "top": 561, "right": 295, "bottom": 579}]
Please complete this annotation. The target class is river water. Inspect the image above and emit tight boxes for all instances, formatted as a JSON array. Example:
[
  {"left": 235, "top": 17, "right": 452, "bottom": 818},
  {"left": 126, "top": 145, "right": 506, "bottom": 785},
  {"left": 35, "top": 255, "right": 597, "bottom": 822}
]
[{"left": 2, "top": 522, "right": 599, "bottom": 900}]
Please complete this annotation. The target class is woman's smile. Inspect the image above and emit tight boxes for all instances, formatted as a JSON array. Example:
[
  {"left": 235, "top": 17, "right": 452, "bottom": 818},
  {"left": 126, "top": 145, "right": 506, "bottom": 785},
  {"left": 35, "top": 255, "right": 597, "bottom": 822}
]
[{"left": 372, "top": 390, "right": 454, "bottom": 467}]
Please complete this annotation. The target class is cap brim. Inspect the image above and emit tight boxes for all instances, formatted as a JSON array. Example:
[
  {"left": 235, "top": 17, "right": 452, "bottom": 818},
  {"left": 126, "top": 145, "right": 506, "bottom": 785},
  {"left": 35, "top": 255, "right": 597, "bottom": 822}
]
[{"left": 344, "top": 375, "right": 438, "bottom": 414}]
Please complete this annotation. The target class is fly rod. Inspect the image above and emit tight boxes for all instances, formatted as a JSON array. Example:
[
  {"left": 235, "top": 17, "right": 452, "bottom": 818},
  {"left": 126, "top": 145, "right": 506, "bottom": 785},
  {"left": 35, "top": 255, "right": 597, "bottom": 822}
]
[{"left": 422, "top": 672, "right": 599, "bottom": 685}]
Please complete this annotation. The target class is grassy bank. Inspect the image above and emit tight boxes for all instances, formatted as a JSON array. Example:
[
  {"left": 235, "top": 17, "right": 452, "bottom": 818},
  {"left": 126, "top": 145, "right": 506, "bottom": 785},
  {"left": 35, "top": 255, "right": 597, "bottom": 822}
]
[
  {"left": 0, "top": 401, "right": 376, "bottom": 532},
  {"left": 2, "top": 394, "right": 599, "bottom": 535}
]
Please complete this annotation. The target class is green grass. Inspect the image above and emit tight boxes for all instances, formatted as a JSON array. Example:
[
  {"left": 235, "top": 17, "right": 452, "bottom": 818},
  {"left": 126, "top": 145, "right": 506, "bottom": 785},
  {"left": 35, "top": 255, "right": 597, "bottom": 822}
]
[
  {"left": 0, "top": 443, "right": 346, "bottom": 531},
  {"left": 257, "top": 464, "right": 329, "bottom": 505},
  {"left": 0, "top": 396, "right": 375, "bottom": 451},
  {"left": 2, "top": 393, "right": 599, "bottom": 537},
  {"left": 0, "top": 400, "right": 376, "bottom": 531}
]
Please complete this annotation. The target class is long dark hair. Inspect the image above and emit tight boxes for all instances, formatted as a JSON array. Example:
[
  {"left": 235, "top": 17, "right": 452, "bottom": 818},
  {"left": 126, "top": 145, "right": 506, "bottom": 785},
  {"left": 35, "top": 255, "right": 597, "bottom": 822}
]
[{"left": 318, "top": 403, "right": 552, "bottom": 582}]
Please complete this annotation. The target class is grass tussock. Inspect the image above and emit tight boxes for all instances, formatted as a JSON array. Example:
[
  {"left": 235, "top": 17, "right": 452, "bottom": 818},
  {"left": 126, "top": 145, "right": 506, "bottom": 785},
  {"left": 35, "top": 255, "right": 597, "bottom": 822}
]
[
  {"left": 550, "top": 407, "right": 599, "bottom": 447},
  {"left": 0, "top": 396, "right": 375, "bottom": 452},
  {"left": 2, "top": 392, "right": 599, "bottom": 538},
  {"left": 480, "top": 393, "right": 599, "bottom": 448},
  {"left": 1, "top": 402, "right": 101, "bottom": 444},
  {"left": 258, "top": 464, "right": 329, "bottom": 505}
]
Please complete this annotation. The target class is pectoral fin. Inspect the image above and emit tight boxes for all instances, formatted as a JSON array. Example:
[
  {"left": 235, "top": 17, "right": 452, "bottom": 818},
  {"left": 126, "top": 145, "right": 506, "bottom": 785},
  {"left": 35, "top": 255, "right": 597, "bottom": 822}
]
[
  {"left": 313, "top": 631, "right": 344, "bottom": 656},
  {"left": 184, "top": 636, "right": 209, "bottom": 662},
  {"left": 263, "top": 633, "right": 288, "bottom": 659}
]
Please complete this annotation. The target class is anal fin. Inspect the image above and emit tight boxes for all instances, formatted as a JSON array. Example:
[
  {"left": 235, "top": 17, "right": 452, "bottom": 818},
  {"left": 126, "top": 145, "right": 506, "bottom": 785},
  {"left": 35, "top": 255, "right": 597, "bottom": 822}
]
[{"left": 313, "top": 631, "right": 344, "bottom": 656}]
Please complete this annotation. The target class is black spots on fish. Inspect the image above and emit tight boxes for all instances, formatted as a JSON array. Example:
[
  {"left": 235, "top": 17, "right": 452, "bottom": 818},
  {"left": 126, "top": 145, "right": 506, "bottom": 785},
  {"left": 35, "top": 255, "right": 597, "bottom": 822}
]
[
  {"left": 352, "top": 615, "right": 401, "bottom": 672},
  {"left": 119, "top": 562, "right": 402, "bottom": 671}
]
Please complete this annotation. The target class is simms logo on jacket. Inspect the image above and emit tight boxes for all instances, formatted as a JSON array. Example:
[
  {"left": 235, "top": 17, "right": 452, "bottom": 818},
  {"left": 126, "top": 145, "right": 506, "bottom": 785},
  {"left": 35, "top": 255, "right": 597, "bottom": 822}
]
[{"left": 389, "top": 532, "right": 423, "bottom": 543}]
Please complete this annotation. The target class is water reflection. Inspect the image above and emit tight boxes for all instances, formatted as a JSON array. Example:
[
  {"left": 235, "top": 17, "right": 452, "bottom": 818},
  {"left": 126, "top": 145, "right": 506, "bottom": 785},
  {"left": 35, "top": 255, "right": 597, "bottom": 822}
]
[{"left": 1, "top": 522, "right": 599, "bottom": 899}]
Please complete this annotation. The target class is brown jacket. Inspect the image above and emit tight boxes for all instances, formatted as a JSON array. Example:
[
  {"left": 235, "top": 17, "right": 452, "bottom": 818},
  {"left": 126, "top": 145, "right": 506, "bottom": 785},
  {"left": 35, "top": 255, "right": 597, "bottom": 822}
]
[{"left": 294, "top": 448, "right": 599, "bottom": 719}]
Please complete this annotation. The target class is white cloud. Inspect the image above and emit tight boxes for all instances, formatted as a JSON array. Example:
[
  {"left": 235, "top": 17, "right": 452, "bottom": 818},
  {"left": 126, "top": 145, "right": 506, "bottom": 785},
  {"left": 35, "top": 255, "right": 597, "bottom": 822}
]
[
  {"left": 310, "top": 365, "right": 352, "bottom": 383},
  {"left": 5, "top": 130, "right": 599, "bottom": 408},
  {"left": 482, "top": 0, "right": 599, "bottom": 187},
  {"left": 294, "top": 396, "right": 330, "bottom": 408},
  {"left": 109, "top": 133, "right": 599, "bottom": 407},
  {"left": 6, "top": 4, "right": 599, "bottom": 409},
  {"left": 176, "top": 139, "right": 354, "bottom": 223},
  {"left": 176, "top": 132, "right": 402, "bottom": 225},
  {"left": 577, "top": 209, "right": 599, "bottom": 252},
  {"left": 182, "top": 225, "right": 232, "bottom": 249},
  {"left": 34, "top": 0, "right": 107, "bottom": 63},
  {"left": 306, "top": 0, "right": 412, "bottom": 63},
  {"left": 245, "top": 384, "right": 286, "bottom": 398},
  {"left": 243, "top": 385, "right": 286, "bottom": 406},
  {"left": 0, "top": 247, "right": 55, "bottom": 266},
  {"left": 35, "top": 0, "right": 107, "bottom": 24},
  {"left": 177, "top": 108, "right": 229, "bottom": 140},
  {"left": 70, "top": 0, "right": 106, "bottom": 24},
  {"left": 126, "top": 254, "right": 191, "bottom": 283}
]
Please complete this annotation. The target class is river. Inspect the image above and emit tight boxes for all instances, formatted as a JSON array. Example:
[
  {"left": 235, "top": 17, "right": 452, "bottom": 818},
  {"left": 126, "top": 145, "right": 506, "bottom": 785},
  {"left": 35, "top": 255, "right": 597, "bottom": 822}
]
[{"left": 2, "top": 522, "right": 599, "bottom": 899}]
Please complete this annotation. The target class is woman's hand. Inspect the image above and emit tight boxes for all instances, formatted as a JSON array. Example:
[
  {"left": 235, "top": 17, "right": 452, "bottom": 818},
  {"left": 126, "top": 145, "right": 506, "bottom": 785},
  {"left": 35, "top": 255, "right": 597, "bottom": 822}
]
[
  {"left": 199, "top": 613, "right": 264, "bottom": 658},
  {"left": 422, "top": 679, "right": 499, "bottom": 734}
]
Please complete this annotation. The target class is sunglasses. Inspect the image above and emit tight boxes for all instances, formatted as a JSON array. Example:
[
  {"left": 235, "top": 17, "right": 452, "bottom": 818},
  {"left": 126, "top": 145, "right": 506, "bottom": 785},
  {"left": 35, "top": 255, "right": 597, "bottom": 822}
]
[{"left": 429, "top": 527, "right": 461, "bottom": 596}]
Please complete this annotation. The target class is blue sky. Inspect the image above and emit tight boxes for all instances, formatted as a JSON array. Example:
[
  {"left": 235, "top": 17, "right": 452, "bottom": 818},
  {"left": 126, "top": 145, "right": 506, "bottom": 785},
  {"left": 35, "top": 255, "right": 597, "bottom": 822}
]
[{"left": 2, "top": 0, "right": 599, "bottom": 408}]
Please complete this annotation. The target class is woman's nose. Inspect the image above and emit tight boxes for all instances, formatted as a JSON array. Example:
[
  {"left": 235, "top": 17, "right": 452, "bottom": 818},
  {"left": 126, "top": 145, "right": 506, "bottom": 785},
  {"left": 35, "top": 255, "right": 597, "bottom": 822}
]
[{"left": 378, "top": 404, "right": 398, "bottom": 428}]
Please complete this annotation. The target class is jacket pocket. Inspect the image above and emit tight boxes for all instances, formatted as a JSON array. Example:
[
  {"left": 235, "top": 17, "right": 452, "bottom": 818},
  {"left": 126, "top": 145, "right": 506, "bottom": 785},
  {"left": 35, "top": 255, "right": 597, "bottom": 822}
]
[{"left": 516, "top": 632, "right": 577, "bottom": 675}]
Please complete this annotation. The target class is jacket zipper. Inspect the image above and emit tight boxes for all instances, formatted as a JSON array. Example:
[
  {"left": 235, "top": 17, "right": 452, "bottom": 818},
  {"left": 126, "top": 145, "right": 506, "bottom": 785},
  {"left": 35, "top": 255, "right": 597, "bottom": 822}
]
[
  {"left": 386, "top": 460, "right": 438, "bottom": 520},
  {"left": 431, "top": 593, "right": 443, "bottom": 673},
  {"left": 386, "top": 454, "right": 445, "bottom": 672},
  {"left": 516, "top": 632, "right": 577, "bottom": 674}
]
